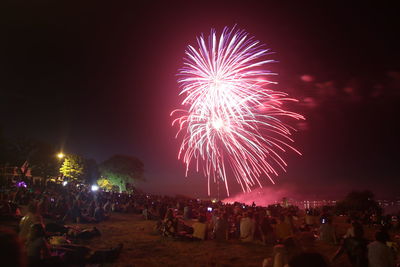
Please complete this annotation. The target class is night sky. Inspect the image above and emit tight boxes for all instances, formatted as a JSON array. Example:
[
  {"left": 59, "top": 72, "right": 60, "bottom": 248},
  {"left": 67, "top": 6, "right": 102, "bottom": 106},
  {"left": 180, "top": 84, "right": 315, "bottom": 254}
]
[{"left": 2, "top": 1, "right": 399, "bottom": 199}]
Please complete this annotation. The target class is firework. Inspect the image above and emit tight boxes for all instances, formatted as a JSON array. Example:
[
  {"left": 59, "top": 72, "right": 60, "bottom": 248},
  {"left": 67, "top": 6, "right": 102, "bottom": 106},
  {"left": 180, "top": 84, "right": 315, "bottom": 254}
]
[{"left": 171, "top": 27, "right": 304, "bottom": 196}]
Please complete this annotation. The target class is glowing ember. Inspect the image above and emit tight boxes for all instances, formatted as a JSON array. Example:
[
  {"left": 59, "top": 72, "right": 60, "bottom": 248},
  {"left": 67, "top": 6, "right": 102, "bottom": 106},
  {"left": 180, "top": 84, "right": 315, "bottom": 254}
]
[{"left": 171, "top": 26, "right": 304, "bottom": 196}]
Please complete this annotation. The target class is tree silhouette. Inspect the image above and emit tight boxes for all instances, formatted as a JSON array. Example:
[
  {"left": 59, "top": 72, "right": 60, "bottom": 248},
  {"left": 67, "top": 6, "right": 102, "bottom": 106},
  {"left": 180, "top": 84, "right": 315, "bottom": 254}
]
[
  {"left": 99, "top": 154, "right": 144, "bottom": 192},
  {"left": 60, "top": 154, "right": 85, "bottom": 182},
  {"left": 1, "top": 137, "right": 58, "bottom": 181},
  {"left": 335, "top": 190, "right": 381, "bottom": 215}
]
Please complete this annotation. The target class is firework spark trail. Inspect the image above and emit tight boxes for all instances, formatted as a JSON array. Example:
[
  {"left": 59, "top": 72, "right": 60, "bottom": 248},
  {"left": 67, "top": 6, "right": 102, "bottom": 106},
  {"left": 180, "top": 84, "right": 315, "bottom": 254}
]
[{"left": 171, "top": 27, "right": 304, "bottom": 196}]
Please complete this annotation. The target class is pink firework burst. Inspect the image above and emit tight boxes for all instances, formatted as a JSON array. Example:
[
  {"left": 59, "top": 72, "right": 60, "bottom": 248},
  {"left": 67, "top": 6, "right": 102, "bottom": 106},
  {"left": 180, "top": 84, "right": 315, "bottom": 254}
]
[{"left": 171, "top": 27, "right": 304, "bottom": 196}]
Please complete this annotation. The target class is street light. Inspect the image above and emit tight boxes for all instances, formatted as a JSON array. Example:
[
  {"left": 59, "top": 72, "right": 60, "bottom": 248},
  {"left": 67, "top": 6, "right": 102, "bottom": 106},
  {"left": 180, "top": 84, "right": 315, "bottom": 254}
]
[{"left": 57, "top": 152, "right": 65, "bottom": 183}]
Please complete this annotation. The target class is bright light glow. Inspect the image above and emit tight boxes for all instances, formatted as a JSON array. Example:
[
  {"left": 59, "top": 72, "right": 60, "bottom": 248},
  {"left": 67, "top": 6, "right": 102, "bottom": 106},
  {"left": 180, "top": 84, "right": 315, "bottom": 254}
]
[
  {"left": 57, "top": 153, "right": 65, "bottom": 159},
  {"left": 91, "top": 185, "right": 99, "bottom": 191},
  {"left": 62, "top": 181, "right": 68, "bottom": 186},
  {"left": 172, "top": 26, "right": 304, "bottom": 196},
  {"left": 17, "top": 181, "right": 27, "bottom": 188},
  {"left": 212, "top": 118, "right": 224, "bottom": 130}
]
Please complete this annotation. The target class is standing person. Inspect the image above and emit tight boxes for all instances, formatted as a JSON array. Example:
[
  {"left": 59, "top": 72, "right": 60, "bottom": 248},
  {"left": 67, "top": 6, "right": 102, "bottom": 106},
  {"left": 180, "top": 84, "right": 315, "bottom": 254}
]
[
  {"left": 87, "top": 200, "right": 96, "bottom": 218},
  {"left": 94, "top": 202, "right": 106, "bottom": 222},
  {"left": 234, "top": 214, "right": 241, "bottom": 239},
  {"left": 319, "top": 218, "right": 337, "bottom": 244},
  {"left": 63, "top": 200, "right": 82, "bottom": 223},
  {"left": 103, "top": 199, "right": 112, "bottom": 214},
  {"left": 275, "top": 216, "right": 293, "bottom": 243},
  {"left": 253, "top": 212, "right": 263, "bottom": 242},
  {"left": 214, "top": 213, "right": 229, "bottom": 241},
  {"left": 158, "top": 203, "right": 167, "bottom": 221},
  {"left": 183, "top": 204, "right": 192, "bottom": 220},
  {"left": 240, "top": 212, "right": 255, "bottom": 242},
  {"left": 368, "top": 230, "right": 395, "bottom": 267},
  {"left": 332, "top": 222, "right": 368, "bottom": 267},
  {"left": 344, "top": 220, "right": 362, "bottom": 238},
  {"left": 305, "top": 209, "right": 315, "bottom": 227},
  {"left": 260, "top": 213, "right": 274, "bottom": 245}
]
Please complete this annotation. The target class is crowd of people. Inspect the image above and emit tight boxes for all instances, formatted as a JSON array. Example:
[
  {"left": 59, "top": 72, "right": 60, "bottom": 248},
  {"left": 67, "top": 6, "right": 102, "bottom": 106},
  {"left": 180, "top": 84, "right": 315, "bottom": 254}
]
[{"left": 0, "top": 182, "right": 400, "bottom": 267}]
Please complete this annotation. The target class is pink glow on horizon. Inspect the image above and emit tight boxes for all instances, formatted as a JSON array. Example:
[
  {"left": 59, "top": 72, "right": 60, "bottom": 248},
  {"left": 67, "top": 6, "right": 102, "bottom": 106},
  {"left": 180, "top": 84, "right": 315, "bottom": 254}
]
[{"left": 223, "top": 187, "right": 292, "bottom": 206}]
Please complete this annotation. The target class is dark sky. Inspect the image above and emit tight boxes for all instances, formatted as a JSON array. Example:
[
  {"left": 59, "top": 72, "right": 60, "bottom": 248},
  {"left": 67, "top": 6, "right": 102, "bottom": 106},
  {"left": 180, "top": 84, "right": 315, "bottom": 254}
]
[{"left": 1, "top": 1, "right": 399, "bottom": 199}]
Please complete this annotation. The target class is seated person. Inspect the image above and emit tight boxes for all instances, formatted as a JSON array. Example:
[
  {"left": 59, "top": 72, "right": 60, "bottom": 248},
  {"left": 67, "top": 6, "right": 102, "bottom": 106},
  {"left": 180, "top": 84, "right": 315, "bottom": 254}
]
[
  {"left": 63, "top": 201, "right": 82, "bottom": 223},
  {"left": 262, "top": 237, "right": 301, "bottom": 267},
  {"left": 28, "top": 224, "right": 121, "bottom": 266},
  {"left": 26, "top": 224, "right": 51, "bottom": 266},
  {"left": 19, "top": 202, "right": 43, "bottom": 243},
  {"left": 162, "top": 209, "right": 177, "bottom": 237},
  {"left": 67, "top": 226, "right": 101, "bottom": 240}
]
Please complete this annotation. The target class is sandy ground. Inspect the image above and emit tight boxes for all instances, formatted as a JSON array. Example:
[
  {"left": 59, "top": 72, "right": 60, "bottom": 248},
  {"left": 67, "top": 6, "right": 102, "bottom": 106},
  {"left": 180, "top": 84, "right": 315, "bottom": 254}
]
[{"left": 71, "top": 213, "right": 355, "bottom": 267}]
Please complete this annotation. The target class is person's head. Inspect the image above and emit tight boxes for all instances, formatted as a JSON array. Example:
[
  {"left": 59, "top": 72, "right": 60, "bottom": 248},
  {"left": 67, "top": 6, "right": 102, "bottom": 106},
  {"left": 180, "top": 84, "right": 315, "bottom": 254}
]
[
  {"left": 353, "top": 222, "right": 364, "bottom": 238},
  {"left": 165, "top": 208, "right": 174, "bottom": 219},
  {"left": 297, "top": 231, "right": 315, "bottom": 249},
  {"left": 375, "top": 230, "right": 390, "bottom": 243},
  {"left": 0, "top": 227, "right": 26, "bottom": 267}
]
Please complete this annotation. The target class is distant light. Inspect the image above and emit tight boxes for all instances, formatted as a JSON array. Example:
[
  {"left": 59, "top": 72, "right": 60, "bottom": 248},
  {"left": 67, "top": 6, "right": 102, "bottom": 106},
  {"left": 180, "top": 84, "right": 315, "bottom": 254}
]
[
  {"left": 91, "top": 185, "right": 99, "bottom": 191},
  {"left": 62, "top": 181, "right": 68, "bottom": 186},
  {"left": 300, "top": 74, "right": 314, "bottom": 82},
  {"left": 17, "top": 181, "right": 27, "bottom": 188},
  {"left": 211, "top": 199, "right": 217, "bottom": 203},
  {"left": 57, "top": 153, "right": 65, "bottom": 159}
]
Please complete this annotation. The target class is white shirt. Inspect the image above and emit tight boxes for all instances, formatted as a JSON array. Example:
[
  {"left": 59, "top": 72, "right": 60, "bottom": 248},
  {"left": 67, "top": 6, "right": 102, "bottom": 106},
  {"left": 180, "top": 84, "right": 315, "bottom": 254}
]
[
  {"left": 240, "top": 217, "right": 255, "bottom": 242},
  {"left": 368, "top": 241, "right": 395, "bottom": 267}
]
